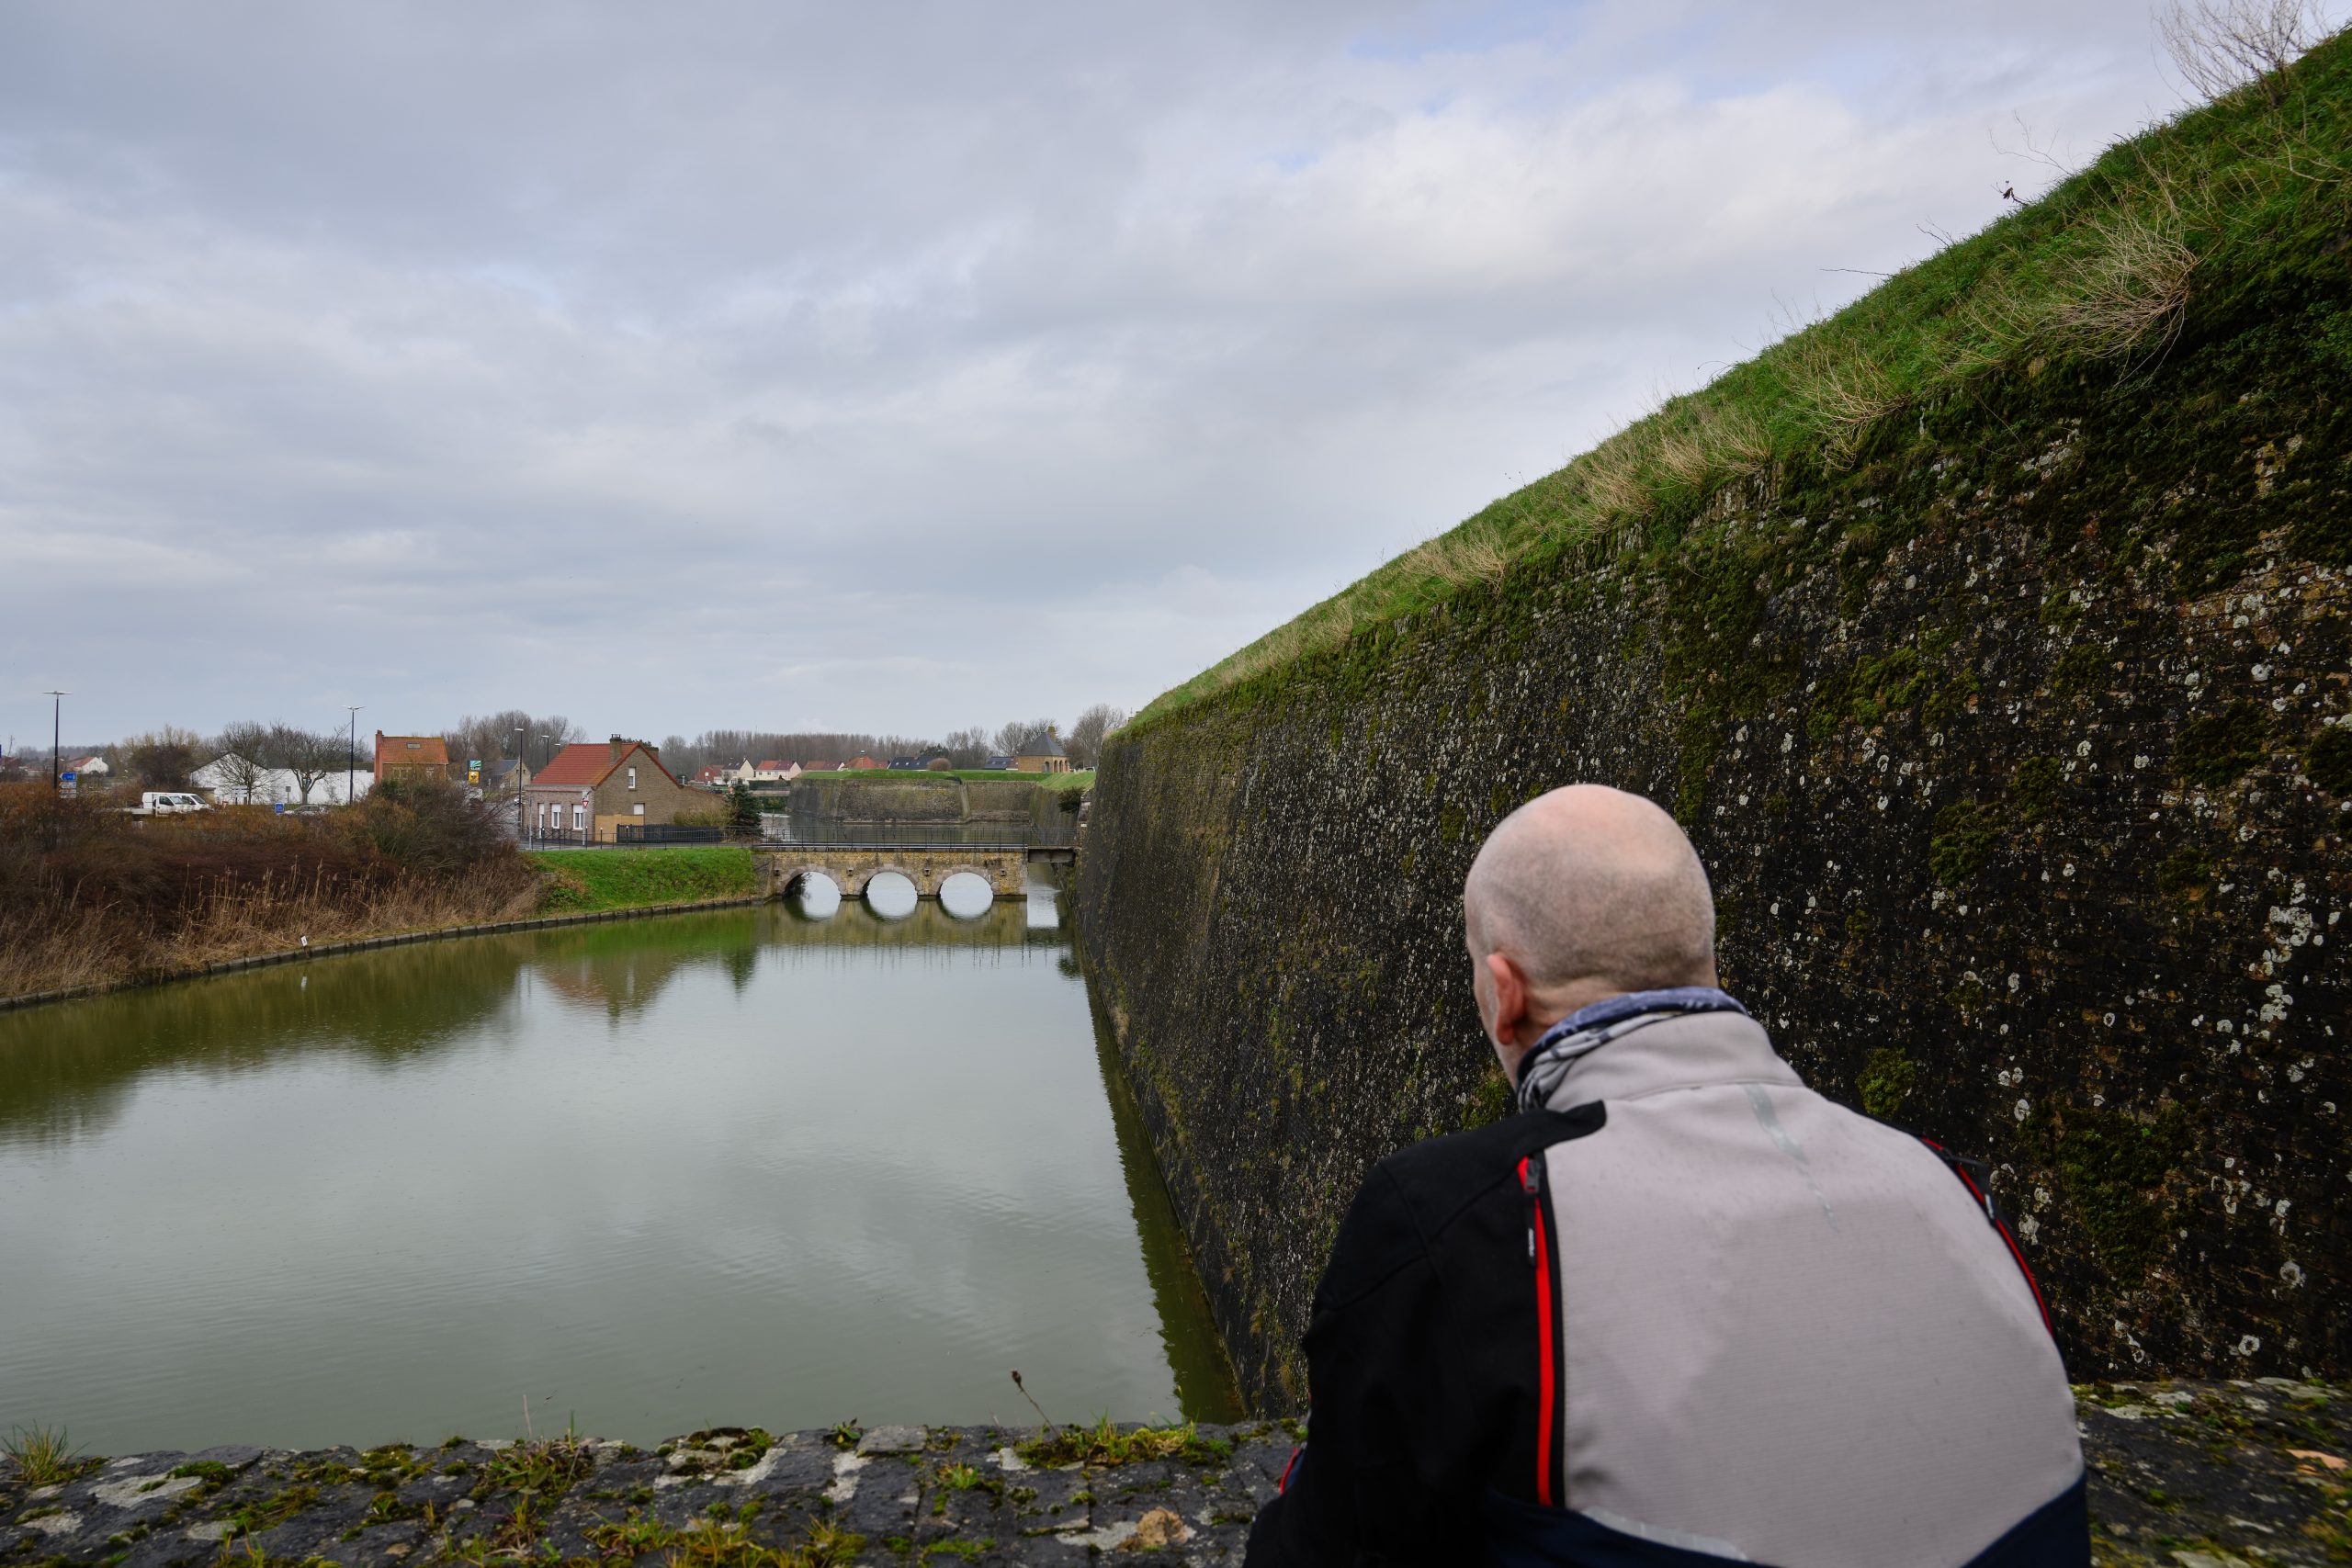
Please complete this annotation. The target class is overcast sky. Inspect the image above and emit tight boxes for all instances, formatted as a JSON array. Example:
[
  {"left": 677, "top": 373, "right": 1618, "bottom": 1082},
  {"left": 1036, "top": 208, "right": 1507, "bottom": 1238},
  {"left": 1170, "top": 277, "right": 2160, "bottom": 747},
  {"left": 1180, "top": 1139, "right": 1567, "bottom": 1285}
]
[{"left": 0, "top": 1, "right": 2284, "bottom": 750}]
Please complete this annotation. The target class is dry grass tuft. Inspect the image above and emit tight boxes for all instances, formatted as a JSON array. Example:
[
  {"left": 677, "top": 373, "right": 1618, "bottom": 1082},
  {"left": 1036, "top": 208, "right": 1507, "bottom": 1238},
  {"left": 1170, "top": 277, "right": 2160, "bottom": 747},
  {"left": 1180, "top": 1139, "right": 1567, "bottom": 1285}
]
[
  {"left": 1781, "top": 334, "right": 1905, "bottom": 459},
  {"left": 1406, "top": 525, "right": 1512, "bottom": 590}
]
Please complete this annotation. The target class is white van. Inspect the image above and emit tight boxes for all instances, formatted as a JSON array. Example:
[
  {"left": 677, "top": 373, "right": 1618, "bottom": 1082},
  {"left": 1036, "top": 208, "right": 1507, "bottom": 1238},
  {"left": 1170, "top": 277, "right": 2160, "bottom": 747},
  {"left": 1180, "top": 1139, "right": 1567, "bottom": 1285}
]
[{"left": 131, "top": 792, "right": 211, "bottom": 815}]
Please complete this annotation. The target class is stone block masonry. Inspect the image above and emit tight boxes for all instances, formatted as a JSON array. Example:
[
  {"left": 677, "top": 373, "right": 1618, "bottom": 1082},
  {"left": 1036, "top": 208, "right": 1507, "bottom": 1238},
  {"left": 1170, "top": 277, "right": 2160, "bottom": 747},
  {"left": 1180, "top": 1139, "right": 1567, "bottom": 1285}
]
[
  {"left": 1080, "top": 299, "right": 2351, "bottom": 1412},
  {"left": 2, "top": 1386, "right": 2344, "bottom": 1565}
]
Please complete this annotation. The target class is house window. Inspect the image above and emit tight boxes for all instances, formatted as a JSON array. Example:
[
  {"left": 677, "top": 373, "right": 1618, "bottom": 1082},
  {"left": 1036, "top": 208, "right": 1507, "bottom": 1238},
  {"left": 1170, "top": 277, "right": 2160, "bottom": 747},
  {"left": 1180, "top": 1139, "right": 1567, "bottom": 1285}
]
[
  {"left": 632, "top": 803, "right": 645, "bottom": 816},
  {"left": 572, "top": 805, "right": 585, "bottom": 830},
  {"left": 628, "top": 767, "right": 637, "bottom": 790}
]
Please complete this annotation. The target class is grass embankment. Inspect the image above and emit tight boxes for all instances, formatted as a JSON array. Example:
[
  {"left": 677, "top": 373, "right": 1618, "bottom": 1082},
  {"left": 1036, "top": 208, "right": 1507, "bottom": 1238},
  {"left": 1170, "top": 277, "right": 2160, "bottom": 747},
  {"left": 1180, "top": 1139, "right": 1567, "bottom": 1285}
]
[
  {"left": 1036, "top": 770, "right": 1095, "bottom": 793},
  {"left": 529, "top": 847, "right": 759, "bottom": 914},
  {"left": 1132, "top": 27, "right": 2352, "bottom": 728}
]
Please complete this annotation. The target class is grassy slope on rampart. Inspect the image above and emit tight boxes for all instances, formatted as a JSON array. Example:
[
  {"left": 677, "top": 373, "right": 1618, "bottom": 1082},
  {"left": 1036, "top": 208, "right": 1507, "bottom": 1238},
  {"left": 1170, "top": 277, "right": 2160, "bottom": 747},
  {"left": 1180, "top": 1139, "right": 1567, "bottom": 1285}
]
[
  {"left": 1131, "top": 32, "right": 2352, "bottom": 727},
  {"left": 528, "top": 848, "right": 759, "bottom": 914}
]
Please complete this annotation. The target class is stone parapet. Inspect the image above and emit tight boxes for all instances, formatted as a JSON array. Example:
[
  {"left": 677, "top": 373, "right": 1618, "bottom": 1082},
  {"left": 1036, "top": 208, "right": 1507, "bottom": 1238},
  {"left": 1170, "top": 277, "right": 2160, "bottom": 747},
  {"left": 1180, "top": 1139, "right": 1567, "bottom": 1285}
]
[{"left": 2, "top": 1384, "right": 2346, "bottom": 1566}]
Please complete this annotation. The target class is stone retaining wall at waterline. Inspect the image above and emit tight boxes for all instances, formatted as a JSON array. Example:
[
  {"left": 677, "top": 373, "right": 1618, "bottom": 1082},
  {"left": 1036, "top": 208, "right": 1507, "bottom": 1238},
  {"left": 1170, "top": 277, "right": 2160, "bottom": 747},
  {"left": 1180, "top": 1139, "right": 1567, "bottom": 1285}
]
[{"left": 3, "top": 1383, "right": 2345, "bottom": 1567}]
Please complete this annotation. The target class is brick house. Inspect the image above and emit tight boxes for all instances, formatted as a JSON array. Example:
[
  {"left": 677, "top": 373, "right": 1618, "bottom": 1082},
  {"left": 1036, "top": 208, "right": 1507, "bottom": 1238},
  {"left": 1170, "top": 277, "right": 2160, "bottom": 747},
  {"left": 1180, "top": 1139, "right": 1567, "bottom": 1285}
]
[
  {"left": 374, "top": 732, "right": 451, "bottom": 784},
  {"left": 523, "top": 736, "right": 697, "bottom": 842},
  {"left": 1012, "top": 732, "right": 1071, "bottom": 773}
]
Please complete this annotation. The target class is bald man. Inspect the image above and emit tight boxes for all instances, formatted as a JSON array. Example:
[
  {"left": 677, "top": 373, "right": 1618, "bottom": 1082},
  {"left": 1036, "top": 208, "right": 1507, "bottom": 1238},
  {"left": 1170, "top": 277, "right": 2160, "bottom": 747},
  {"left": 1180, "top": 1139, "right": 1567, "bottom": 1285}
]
[{"left": 1246, "top": 785, "right": 2086, "bottom": 1567}]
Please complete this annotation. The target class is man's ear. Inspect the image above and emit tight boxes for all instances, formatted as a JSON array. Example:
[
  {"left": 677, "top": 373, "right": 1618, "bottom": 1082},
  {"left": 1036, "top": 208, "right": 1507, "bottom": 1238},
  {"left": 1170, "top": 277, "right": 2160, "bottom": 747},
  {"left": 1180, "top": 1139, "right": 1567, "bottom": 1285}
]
[{"left": 1482, "top": 951, "right": 1527, "bottom": 1046}]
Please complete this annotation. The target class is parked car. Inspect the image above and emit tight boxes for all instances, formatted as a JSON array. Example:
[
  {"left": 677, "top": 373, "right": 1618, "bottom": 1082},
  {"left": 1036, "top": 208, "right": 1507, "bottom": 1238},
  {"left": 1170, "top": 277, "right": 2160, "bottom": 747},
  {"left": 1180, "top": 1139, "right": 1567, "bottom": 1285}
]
[{"left": 130, "top": 792, "right": 210, "bottom": 815}]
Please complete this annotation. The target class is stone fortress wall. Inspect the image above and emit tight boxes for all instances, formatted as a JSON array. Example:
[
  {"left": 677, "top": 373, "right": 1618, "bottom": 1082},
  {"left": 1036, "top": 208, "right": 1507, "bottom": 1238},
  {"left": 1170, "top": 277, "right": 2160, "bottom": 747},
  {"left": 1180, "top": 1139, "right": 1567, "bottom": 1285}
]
[{"left": 1078, "top": 306, "right": 2352, "bottom": 1412}]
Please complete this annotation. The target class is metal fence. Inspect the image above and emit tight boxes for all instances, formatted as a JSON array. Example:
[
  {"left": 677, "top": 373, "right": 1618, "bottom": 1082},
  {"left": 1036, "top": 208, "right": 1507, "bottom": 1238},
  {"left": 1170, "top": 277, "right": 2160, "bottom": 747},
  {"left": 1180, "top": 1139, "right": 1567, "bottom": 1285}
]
[
  {"left": 754, "top": 814, "right": 1075, "bottom": 850},
  {"left": 613, "top": 823, "right": 727, "bottom": 845}
]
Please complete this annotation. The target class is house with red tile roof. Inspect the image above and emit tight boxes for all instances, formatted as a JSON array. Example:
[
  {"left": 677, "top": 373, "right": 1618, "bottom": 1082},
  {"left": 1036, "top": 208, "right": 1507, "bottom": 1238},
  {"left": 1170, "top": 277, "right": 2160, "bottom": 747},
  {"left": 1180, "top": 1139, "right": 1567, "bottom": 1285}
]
[
  {"left": 521, "top": 736, "right": 697, "bottom": 842},
  {"left": 842, "top": 754, "right": 885, "bottom": 772},
  {"left": 374, "top": 732, "right": 451, "bottom": 784}
]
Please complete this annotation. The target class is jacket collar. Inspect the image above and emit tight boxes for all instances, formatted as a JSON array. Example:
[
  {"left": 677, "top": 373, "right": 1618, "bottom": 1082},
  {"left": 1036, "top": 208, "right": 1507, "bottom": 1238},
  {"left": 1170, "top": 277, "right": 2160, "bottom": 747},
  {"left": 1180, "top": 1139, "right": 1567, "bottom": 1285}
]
[{"left": 1521, "top": 1004, "right": 1800, "bottom": 1114}]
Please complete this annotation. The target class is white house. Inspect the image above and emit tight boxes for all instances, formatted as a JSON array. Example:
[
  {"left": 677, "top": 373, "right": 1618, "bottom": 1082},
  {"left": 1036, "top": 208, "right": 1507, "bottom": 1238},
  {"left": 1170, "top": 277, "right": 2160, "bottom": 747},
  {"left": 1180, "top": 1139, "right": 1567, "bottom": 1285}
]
[{"left": 191, "top": 753, "right": 374, "bottom": 807}]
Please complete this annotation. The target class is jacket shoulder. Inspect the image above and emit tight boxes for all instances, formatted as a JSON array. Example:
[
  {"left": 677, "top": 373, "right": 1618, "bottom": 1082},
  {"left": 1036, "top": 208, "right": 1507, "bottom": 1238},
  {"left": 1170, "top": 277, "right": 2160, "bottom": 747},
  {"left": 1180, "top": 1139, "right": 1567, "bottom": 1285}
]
[
  {"left": 1316, "top": 1105, "right": 1604, "bottom": 1313},
  {"left": 1373, "top": 1101, "right": 1606, "bottom": 1237}
]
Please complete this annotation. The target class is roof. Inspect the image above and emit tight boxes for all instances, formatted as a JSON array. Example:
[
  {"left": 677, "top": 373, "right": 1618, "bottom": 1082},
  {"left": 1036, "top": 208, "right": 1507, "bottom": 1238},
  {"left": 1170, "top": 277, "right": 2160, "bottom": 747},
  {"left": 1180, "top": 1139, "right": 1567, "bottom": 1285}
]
[
  {"left": 757, "top": 759, "right": 790, "bottom": 772},
  {"left": 375, "top": 734, "right": 449, "bottom": 767},
  {"left": 844, "top": 755, "right": 883, "bottom": 769},
  {"left": 486, "top": 758, "right": 526, "bottom": 781},
  {"left": 984, "top": 754, "right": 1015, "bottom": 770},
  {"left": 532, "top": 739, "right": 682, "bottom": 791},
  {"left": 1016, "top": 732, "right": 1067, "bottom": 758}
]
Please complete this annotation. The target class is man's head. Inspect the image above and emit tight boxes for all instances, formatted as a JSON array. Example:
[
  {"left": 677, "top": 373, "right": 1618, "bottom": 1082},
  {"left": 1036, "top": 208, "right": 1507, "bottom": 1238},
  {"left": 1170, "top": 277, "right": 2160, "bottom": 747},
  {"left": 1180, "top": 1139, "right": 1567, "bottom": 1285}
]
[{"left": 1462, "top": 784, "right": 1717, "bottom": 1078}]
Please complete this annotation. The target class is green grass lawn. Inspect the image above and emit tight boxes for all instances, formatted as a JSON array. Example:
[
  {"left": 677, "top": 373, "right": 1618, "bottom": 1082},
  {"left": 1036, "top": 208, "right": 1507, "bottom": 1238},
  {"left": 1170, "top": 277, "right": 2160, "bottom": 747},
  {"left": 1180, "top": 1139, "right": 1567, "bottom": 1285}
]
[{"left": 528, "top": 847, "right": 760, "bottom": 914}]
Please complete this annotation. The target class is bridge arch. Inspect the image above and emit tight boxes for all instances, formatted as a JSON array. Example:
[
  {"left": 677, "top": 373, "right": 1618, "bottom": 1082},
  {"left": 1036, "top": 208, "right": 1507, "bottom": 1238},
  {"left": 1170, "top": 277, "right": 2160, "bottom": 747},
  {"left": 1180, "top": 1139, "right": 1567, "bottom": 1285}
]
[
  {"left": 936, "top": 869, "right": 995, "bottom": 918},
  {"left": 758, "top": 846, "right": 1031, "bottom": 902},
  {"left": 778, "top": 867, "right": 843, "bottom": 902}
]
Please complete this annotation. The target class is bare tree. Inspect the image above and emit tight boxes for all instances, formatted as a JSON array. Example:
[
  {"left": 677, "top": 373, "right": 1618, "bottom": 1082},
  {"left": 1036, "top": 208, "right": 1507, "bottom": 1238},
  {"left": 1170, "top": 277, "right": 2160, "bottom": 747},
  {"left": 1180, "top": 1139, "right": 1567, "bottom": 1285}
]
[
  {"left": 206, "top": 721, "right": 277, "bottom": 803},
  {"left": 122, "top": 727, "right": 203, "bottom": 790},
  {"left": 444, "top": 711, "right": 587, "bottom": 772},
  {"left": 2160, "top": 0, "right": 2323, "bottom": 105},
  {"left": 274, "top": 724, "right": 349, "bottom": 805},
  {"left": 1065, "top": 705, "right": 1128, "bottom": 769},
  {"left": 992, "top": 718, "right": 1057, "bottom": 757},
  {"left": 941, "top": 727, "right": 989, "bottom": 768}
]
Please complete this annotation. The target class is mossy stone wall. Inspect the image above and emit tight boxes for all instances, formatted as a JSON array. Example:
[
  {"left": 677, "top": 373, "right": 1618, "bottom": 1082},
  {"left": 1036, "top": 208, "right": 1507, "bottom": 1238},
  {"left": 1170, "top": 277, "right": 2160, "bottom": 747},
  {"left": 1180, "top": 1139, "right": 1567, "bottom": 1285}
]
[{"left": 1078, "top": 292, "right": 2352, "bottom": 1412}]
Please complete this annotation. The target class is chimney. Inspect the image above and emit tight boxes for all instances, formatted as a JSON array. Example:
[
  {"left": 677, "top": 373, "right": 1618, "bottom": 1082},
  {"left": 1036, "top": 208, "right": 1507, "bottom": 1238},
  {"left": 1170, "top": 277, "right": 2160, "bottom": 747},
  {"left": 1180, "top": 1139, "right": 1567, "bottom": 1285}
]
[{"left": 609, "top": 734, "right": 628, "bottom": 762}]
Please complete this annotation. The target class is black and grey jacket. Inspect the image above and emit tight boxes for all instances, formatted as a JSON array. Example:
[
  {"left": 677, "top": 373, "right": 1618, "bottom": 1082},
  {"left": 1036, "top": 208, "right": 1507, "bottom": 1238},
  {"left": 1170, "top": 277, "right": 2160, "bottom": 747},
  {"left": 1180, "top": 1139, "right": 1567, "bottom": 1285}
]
[{"left": 1246, "top": 995, "right": 2087, "bottom": 1567}]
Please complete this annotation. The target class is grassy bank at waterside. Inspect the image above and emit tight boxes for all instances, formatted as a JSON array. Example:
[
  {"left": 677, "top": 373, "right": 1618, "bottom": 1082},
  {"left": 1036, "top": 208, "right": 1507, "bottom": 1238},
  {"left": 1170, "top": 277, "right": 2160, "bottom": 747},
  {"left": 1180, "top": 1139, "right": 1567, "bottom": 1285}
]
[{"left": 529, "top": 846, "right": 761, "bottom": 913}]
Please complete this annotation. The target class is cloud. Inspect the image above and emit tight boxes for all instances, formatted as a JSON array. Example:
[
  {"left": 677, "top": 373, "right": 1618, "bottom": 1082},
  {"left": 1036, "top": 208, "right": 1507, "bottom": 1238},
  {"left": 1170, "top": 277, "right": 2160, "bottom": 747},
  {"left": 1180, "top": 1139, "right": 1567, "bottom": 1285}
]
[{"left": 0, "top": 0, "right": 2302, "bottom": 744}]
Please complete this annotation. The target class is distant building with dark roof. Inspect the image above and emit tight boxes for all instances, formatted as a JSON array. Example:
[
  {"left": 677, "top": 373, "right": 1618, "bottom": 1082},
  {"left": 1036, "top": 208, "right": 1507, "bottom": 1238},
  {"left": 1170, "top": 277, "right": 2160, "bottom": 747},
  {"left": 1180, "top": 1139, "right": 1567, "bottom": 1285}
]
[{"left": 1012, "top": 731, "right": 1070, "bottom": 774}]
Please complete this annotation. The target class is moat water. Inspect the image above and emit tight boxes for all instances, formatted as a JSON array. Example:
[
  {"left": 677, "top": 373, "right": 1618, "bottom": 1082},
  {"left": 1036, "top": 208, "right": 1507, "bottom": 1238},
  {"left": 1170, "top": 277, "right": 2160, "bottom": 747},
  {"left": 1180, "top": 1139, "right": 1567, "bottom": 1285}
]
[{"left": 0, "top": 880, "right": 1238, "bottom": 1452}]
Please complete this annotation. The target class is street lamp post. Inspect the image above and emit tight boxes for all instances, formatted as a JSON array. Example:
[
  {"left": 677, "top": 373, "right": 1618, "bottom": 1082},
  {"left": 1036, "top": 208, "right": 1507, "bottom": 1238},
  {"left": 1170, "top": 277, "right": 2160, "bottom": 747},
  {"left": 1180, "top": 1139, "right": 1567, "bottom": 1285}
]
[
  {"left": 514, "top": 725, "right": 527, "bottom": 841},
  {"left": 42, "top": 690, "right": 66, "bottom": 793},
  {"left": 345, "top": 705, "right": 362, "bottom": 806}
]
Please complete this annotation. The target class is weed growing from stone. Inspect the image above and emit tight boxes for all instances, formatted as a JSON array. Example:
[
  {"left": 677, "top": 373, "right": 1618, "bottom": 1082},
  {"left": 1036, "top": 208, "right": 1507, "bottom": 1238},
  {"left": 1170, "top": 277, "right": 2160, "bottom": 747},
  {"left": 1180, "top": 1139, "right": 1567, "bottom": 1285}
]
[
  {"left": 478, "top": 1434, "right": 595, "bottom": 1501},
  {"left": 584, "top": 1510, "right": 862, "bottom": 1568},
  {"left": 1013, "top": 1418, "right": 1230, "bottom": 1470},
  {"left": 222, "top": 1485, "right": 318, "bottom": 1540},
  {"left": 4, "top": 1424, "right": 99, "bottom": 1488}
]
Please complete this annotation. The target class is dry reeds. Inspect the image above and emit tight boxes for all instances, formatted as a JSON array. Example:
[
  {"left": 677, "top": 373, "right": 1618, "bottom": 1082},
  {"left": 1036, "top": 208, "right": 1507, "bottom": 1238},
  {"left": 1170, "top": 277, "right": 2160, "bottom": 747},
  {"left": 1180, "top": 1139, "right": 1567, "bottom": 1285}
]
[{"left": 0, "top": 863, "right": 539, "bottom": 1001}]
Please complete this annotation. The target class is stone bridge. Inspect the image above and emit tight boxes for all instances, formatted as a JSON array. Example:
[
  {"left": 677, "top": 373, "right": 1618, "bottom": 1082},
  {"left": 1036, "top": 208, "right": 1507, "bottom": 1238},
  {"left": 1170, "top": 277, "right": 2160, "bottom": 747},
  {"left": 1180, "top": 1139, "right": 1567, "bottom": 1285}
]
[{"left": 758, "top": 846, "right": 1031, "bottom": 899}]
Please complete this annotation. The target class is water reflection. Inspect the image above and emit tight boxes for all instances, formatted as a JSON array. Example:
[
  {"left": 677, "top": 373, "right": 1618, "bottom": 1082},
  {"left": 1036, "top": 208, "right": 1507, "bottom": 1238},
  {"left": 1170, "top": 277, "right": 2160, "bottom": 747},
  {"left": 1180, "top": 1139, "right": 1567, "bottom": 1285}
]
[
  {"left": 861, "top": 871, "right": 919, "bottom": 919},
  {"left": 0, "top": 898, "right": 1239, "bottom": 1450}
]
